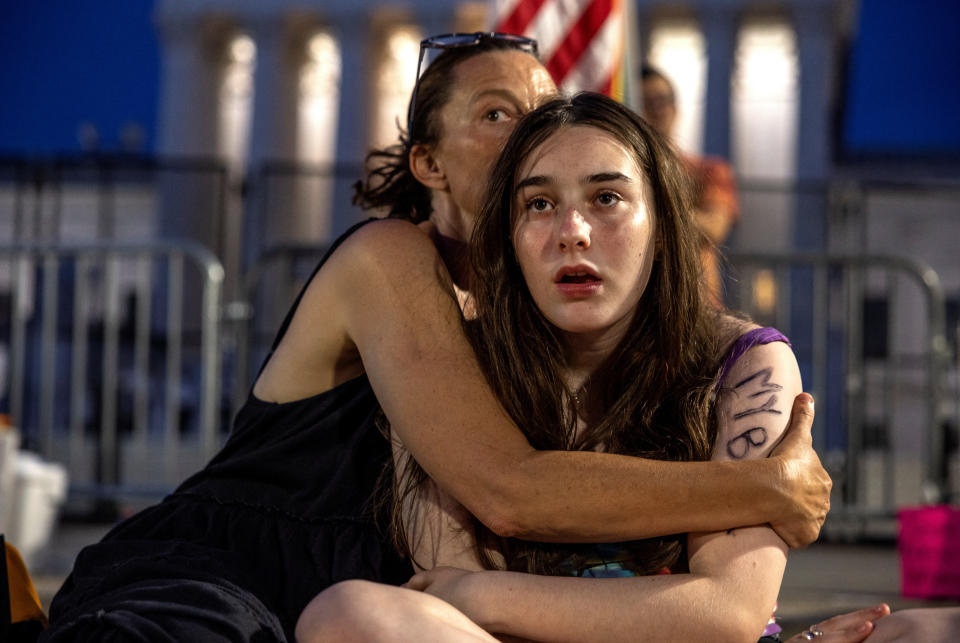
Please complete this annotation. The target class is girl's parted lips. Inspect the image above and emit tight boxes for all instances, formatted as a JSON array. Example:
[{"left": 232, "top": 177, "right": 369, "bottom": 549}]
[{"left": 554, "top": 265, "right": 601, "bottom": 284}]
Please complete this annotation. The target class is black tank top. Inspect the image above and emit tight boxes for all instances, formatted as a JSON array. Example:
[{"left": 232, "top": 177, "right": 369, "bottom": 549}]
[
  {"left": 48, "top": 219, "right": 412, "bottom": 641},
  {"left": 177, "top": 218, "right": 396, "bottom": 521}
]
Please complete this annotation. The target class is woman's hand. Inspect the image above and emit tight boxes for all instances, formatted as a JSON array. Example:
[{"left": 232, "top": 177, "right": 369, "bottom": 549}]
[
  {"left": 785, "top": 604, "right": 890, "bottom": 642},
  {"left": 768, "top": 394, "right": 833, "bottom": 548}
]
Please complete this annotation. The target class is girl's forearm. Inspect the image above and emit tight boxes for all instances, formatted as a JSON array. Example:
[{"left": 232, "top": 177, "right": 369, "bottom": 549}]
[
  {"left": 413, "top": 524, "right": 786, "bottom": 642},
  {"left": 454, "top": 569, "right": 765, "bottom": 642}
]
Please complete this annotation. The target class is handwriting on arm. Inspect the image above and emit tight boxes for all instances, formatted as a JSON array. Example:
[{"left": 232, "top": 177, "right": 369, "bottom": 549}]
[{"left": 725, "top": 367, "right": 783, "bottom": 459}]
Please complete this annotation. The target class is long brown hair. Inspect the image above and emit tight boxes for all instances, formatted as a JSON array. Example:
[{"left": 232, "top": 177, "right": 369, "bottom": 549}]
[
  {"left": 465, "top": 93, "right": 731, "bottom": 575},
  {"left": 352, "top": 38, "right": 542, "bottom": 222}
]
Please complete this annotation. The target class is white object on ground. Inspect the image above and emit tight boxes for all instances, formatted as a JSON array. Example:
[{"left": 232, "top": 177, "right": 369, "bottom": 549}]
[{"left": 6, "top": 449, "right": 68, "bottom": 568}]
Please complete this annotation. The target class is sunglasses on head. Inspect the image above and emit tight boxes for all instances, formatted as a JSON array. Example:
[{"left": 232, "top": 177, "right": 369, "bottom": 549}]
[{"left": 406, "top": 32, "right": 539, "bottom": 138}]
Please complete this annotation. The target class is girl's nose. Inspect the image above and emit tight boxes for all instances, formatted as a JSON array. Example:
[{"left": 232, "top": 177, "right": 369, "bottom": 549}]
[{"left": 558, "top": 207, "right": 591, "bottom": 251}]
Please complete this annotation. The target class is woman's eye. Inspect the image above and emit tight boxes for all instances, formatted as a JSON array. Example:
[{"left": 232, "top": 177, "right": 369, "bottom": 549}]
[{"left": 485, "top": 109, "right": 511, "bottom": 123}]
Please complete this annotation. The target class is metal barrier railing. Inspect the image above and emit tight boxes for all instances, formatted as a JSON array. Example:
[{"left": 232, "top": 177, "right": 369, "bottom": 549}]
[
  {"left": 243, "top": 161, "right": 365, "bottom": 270},
  {"left": 0, "top": 155, "right": 230, "bottom": 243},
  {"left": 226, "top": 243, "right": 329, "bottom": 416},
  {"left": 0, "top": 241, "right": 224, "bottom": 501},
  {"left": 1, "top": 234, "right": 953, "bottom": 534},
  {"left": 726, "top": 251, "right": 955, "bottom": 535}
]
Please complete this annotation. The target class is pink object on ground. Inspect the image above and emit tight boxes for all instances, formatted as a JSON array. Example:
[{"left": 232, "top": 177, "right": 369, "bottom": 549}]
[{"left": 897, "top": 505, "right": 960, "bottom": 600}]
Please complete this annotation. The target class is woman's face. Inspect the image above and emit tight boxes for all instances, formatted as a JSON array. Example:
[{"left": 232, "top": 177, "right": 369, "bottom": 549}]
[
  {"left": 641, "top": 75, "right": 677, "bottom": 139},
  {"left": 512, "top": 125, "right": 657, "bottom": 345},
  {"left": 429, "top": 50, "right": 556, "bottom": 222}
]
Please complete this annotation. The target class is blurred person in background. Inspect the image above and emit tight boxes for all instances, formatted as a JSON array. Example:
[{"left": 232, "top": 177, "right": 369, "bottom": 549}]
[{"left": 641, "top": 64, "right": 739, "bottom": 307}]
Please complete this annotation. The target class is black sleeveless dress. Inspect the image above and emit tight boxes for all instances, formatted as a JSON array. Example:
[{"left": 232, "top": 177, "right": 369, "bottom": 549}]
[{"left": 41, "top": 220, "right": 413, "bottom": 642}]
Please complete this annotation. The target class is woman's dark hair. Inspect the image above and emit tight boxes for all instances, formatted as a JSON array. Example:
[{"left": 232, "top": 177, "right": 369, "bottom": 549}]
[
  {"left": 352, "top": 38, "right": 540, "bottom": 222},
  {"left": 640, "top": 63, "right": 676, "bottom": 104},
  {"left": 640, "top": 63, "right": 672, "bottom": 86},
  {"left": 465, "top": 92, "right": 731, "bottom": 575}
]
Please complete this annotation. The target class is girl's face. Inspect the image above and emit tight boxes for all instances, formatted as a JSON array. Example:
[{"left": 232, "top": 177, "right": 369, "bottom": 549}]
[{"left": 512, "top": 125, "right": 657, "bottom": 345}]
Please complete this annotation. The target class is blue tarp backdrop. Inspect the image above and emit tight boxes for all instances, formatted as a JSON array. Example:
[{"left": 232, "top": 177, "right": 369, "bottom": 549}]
[
  {"left": 841, "top": 0, "right": 960, "bottom": 158},
  {"left": 0, "top": 0, "right": 159, "bottom": 155}
]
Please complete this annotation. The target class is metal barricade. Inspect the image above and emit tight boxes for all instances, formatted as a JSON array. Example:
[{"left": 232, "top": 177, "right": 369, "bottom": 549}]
[
  {"left": 0, "top": 155, "right": 230, "bottom": 243},
  {"left": 0, "top": 241, "right": 224, "bottom": 506},
  {"left": 726, "top": 251, "right": 955, "bottom": 537},
  {"left": 226, "top": 243, "right": 329, "bottom": 416},
  {"left": 249, "top": 161, "right": 363, "bottom": 257}
]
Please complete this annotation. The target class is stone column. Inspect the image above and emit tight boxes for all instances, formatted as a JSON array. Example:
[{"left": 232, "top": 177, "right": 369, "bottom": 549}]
[
  {"left": 242, "top": 11, "right": 302, "bottom": 262},
  {"left": 328, "top": 13, "right": 370, "bottom": 239},
  {"left": 792, "top": 0, "right": 837, "bottom": 251},
  {"left": 791, "top": 1, "right": 840, "bottom": 455},
  {"left": 699, "top": 3, "right": 738, "bottom": 160},
  {"left": 155, "top": 9, "right": 220, "bottom": 159},
  {"left": 415, "top": 4, "right": 457, "bottom": 38},
  {"left": 246, "top": 14, "right": 299, "bottom": 170},
  {"left": 155, "top": 6, "right": 223, "bottom": 247},
  {"left": 154, "top": 6, "right": 236, "bottom": 336}
]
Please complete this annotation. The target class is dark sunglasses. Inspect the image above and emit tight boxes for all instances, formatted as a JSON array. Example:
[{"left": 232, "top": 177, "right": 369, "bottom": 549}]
[{"left": 406, "top": 32, "right": 539, "bottom": 138}]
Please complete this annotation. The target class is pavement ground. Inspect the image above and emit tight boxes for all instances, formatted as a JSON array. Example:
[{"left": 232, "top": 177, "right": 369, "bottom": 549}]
[{"left": 26, "top": 518, "right": 958, "bottom": 640}]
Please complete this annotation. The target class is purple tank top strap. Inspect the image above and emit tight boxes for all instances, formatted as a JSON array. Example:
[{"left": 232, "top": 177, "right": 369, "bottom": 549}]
[{"left": 715, "top": 327, "right": 791, "bottom": 389}]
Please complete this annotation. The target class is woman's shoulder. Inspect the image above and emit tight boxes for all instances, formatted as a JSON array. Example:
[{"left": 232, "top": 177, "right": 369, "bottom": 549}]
[
  {"left": 332, "top": 216, "right": 434, "bottom": 257},
  {"left": 301, "top": 217, "right": 451, "bottom": 316},
  {"left": 324, "top": 217, "right": 446, "bottom": 278}
]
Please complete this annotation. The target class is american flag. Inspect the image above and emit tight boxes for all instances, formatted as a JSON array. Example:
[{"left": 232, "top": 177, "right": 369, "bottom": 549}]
[{"left": 491, "top": 0, "right": 633, "bottom": 103}]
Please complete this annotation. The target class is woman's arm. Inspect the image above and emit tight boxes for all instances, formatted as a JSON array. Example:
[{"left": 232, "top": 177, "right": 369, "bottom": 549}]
[
  {"left": 273, "top": 219, "right": 829, "bottom": 544},
  {"left": 406, "top": 341, "right": 801, "bottom": 641}
]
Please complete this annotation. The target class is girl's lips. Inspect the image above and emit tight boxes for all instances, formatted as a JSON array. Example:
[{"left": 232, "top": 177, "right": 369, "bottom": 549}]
[
  {"left": 554, "top": 265, "right": 602, "bottom": 297},
  {"left": 554, "top": 265, "right": 600, "bottom": 281},
  {"left": 555, "top": 278, "right": 602, "bottom": 297}
]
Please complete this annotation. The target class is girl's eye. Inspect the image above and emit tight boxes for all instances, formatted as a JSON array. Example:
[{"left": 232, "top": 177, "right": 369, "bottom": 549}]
[
  {"left": 485, "top": 109, "right": 511, "bottom": 123},
  {"left": 596, "top": 191, "right": 621, "bottom": 207},
  {"left": 526, "top": 197, "right": 553, "bottom": 212}
]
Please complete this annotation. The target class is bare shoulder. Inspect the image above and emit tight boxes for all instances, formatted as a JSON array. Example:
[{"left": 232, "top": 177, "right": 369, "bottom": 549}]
[
  {"left": 301, "top": 217, "right": 454, "bottom": 324},
  {"left": 326, "top": 217, "right": 442, "bottom": 278},
  {"left": 717, "top": 312, "right": 758, "bottom": 339},
  {"left": 319, "top": 218, "right": 460, "bottom": 329},
  {"left": 713, "top": 312, "right": 756, "bottom": 357},
  {"left": 713, "top": 339, "right": 801, "bottom": 462},
  {"left": 290, "top": 217, "right": 451, "bottom": 338}
]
